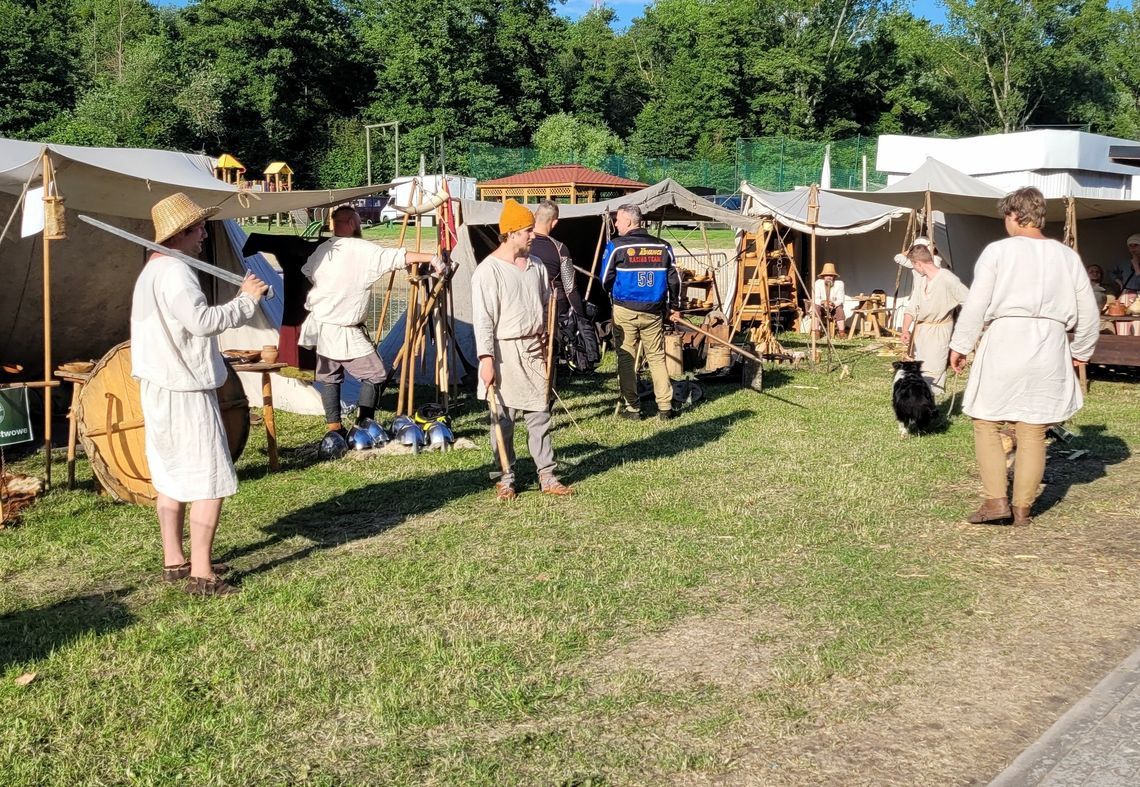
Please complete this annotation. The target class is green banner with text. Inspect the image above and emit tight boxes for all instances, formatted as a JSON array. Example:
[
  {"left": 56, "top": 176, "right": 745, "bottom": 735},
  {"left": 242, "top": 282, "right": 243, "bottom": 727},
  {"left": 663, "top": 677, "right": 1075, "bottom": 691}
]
[{"left": 0, "top": 388, "right": 34, "bottom": 447}]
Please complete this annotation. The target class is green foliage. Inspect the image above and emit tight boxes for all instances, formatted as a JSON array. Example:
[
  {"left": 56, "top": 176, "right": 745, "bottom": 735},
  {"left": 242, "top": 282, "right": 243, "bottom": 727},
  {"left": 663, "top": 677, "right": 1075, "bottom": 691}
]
[
  {"left": 532, "top": 113, "right": 624, "bottom": 168},
  {"left": 175, "top": 0, "right": 365, "bottom": 183},
  {"left": 0, "top": 0, "right": 79, "bottom": 138},
  {"left": 311, "top": 117, "right": 368, "bottom": 189},
  {"left": 5, "top": 0, "right": 1140, "bottom": 183}
]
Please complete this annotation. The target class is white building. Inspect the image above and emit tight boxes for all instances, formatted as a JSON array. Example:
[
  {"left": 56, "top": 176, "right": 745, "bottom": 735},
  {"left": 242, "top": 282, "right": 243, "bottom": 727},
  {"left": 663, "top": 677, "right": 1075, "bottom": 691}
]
[{"left": 876, "top": 130, "right": 1140, "bottom": 200}]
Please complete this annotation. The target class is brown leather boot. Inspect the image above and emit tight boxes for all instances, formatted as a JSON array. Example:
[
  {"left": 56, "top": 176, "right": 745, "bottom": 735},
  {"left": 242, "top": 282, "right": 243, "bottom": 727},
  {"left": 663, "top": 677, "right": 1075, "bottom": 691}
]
[
  {"left": 1011, "top": 506, "right": 1033, "bottom": 526},
  {"left": 966, "top": 497, "right": 1012, "bottom": 524}
]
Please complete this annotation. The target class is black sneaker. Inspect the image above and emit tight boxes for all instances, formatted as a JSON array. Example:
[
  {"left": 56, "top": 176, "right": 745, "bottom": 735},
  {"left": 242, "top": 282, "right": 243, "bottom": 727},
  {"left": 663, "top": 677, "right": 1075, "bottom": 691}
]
[
  {"left": 617, "top": 408, "right": 641, "bottom": 421},
  {"left": 658, "top": 409, "right": 678, "bottom": 421}
]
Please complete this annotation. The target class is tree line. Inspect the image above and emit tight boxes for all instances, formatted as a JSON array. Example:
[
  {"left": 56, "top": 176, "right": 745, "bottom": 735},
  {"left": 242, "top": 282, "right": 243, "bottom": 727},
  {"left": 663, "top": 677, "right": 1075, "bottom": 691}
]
[{"left": 3, "top": 0, "right": 1138, "bottom": 189}]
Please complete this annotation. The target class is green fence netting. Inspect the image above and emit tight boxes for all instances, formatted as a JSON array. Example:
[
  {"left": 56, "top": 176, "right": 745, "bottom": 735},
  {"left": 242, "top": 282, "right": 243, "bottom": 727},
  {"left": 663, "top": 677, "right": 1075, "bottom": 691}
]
[{"left": 467, "top": 136, "right": 888, "bottom": 195}]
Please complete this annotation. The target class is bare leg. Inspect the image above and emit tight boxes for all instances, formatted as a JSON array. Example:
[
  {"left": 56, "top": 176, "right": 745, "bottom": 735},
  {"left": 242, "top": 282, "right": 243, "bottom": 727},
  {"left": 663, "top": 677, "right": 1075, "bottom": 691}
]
[
  {"left": 188, "top": 498, "right": 224, "bottom": 579},
  {"left": 156, "top": 493, "right": 187, "bottom": 567}
]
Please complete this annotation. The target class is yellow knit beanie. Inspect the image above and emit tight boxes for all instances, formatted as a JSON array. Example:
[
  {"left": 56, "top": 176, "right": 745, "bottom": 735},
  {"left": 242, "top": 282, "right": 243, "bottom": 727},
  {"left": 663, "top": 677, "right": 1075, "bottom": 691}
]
[{"left": 499, "top": 199, "right": 535, "bottom": 235}]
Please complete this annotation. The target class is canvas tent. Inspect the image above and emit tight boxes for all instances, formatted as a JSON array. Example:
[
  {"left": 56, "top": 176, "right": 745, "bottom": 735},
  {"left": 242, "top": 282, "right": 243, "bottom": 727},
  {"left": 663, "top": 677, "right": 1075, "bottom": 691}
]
[
  {"left": 1, "top": 139, "right": 397, "bottom": 438},
  {"left": 834, "top": 156, "right": 1140, "bottom": 281},
  {"left": 739, "top": 182, "right": 931, "bottom": 324},
  {"left": 399, "top": 179, "right": 763, "bottom": 375}
]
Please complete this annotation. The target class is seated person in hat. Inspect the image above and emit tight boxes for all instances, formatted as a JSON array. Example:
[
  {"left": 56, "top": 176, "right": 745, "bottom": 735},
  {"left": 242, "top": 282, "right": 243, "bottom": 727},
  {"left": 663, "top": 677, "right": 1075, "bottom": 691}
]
[
  {"left": 811, "top": 261, "right": 846, "bottom": 339},
  {"left": 131, "top": 192, "right": 269, "bottom": 596},
  {"left": 299, "top": 205, "right": 440, "bottom": 439}
]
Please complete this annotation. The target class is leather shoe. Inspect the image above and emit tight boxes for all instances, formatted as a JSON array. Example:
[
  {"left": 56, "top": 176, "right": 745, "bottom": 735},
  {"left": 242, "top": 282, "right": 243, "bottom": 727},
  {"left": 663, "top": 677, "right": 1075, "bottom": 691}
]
[
  {"left": 163, "top": 561, "right": 230, "bottom": 583},
  {"left": 183, "top": 576, "right": 239, "bottom": 597},
  {"left": 540, "top": 478, "right": 573, "bottom": 496},
  {"left": 657, "top": 409, "right": 677, "bottom": 421},
  {"left": 1011, "top": 506, "right": 1033, "bottom": 526},
  {"left": 495, "top": 482, "right": 517, "bottom": 501},
  {"left": 617, "top": 408, "right": 641, "bottom": 421},
  {"left": 966, "top": 497, "right": 1012, "bottom": 524}
]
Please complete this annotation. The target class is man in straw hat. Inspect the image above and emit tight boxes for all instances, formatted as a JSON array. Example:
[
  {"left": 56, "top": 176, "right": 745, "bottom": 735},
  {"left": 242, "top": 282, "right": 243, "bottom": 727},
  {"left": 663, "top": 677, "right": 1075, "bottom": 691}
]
[
  {"left": 601, "top": 203, "right": 681, "bottom": 421},
  {"left": 899, "top": 245, "right": 968, "bottom": 394},
  {"left": 811, "top": 261, "right": 846, "bottom": 339},
  {"left": 472, "top": 199, "right": 572, "bottom": 500},
  {"left": 300, "top": 205, "right": 440, "bottom": 440},
  {"left": 131, "top": 192, "right": 269, "bottom": 596}
]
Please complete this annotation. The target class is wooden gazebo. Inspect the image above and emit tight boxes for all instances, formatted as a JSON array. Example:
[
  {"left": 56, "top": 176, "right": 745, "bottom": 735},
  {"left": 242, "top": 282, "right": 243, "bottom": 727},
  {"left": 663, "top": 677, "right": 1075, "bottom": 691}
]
[{"left": 477, "top": 164, "right": 645, "bottom": 204}]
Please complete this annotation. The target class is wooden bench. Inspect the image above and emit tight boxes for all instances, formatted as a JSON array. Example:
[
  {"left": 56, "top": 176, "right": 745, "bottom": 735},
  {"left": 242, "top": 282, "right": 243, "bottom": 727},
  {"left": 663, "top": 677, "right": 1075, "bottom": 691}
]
[{"left": 1077, "top": 331, "right": 1140, "bottom": 392}]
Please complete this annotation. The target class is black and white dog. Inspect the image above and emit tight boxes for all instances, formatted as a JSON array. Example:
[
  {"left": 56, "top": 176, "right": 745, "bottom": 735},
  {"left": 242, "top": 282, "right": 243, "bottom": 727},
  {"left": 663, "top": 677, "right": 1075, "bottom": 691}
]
[{"left": 892, "top": 360, "right": 938, "bottom": 437}]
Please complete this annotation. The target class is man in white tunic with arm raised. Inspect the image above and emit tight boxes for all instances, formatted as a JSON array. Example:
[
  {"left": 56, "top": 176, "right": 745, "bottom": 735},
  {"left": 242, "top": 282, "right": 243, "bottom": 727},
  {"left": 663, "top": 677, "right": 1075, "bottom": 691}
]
[
  {"left": 472, "top": 199, "right": 572, "bottom": 501},
  {"left": 949, "top": 187, "right": 1100, "bottom": 527},
  {"left": 299, "top": 205, "right": 438, "bottom": 439},
  {"left": 131, "top": 193, "right": 269, "bottom": 596}
]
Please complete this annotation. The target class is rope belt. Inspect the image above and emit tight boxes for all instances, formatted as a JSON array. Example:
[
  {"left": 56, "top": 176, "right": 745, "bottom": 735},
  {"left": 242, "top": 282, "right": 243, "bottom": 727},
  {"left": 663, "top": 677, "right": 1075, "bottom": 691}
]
[{"left": 918, "top": 318, "right": 953, "bottom": 327}]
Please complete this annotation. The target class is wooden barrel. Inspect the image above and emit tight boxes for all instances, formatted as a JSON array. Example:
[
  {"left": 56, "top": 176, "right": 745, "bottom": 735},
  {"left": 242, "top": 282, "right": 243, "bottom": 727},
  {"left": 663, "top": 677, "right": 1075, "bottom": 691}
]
[{"left": 77, "top": 341, "right": 250, "bottom": 506}]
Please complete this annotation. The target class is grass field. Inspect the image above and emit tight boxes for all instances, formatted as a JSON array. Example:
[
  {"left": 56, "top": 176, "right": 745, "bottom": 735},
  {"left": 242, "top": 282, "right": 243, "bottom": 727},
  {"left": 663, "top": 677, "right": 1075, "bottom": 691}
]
[{"left": 1, "top": 340, "right": 1136, "bottom": 784}]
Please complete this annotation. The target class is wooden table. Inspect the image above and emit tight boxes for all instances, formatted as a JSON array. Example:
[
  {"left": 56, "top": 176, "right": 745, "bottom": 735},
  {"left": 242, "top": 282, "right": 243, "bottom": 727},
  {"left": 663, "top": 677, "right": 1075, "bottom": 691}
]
[
  {"left": 228, "top": 361, "right": 287, "bottom": 470},
  {"left": 54, "top": 366, "right": 94, "bottom": 489},
  {"left": 1076, "top": 318, "right": 1140, "bottom": 392},
  {"left": 848, "top": 293, "right": 893, "bottom": 338}
]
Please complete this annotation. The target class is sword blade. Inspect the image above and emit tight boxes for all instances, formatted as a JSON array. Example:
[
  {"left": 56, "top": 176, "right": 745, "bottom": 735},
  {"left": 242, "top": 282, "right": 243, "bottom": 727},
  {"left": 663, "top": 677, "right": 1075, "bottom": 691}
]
[{"left": 78, "top": 214, "right": 275, "bottom": 300}]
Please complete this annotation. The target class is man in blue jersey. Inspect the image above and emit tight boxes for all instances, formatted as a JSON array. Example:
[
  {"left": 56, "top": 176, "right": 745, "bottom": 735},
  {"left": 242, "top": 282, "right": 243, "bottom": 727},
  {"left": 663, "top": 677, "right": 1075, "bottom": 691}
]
[{"left": 601, "top": 204, "right": 682, "bottom": 421}]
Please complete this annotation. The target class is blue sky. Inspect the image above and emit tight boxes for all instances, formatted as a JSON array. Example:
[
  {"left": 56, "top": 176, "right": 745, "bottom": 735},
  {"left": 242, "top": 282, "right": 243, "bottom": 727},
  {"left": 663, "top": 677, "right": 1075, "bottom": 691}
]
[{"left": 558, "top": 0, "right": 950, "bottom": 28}]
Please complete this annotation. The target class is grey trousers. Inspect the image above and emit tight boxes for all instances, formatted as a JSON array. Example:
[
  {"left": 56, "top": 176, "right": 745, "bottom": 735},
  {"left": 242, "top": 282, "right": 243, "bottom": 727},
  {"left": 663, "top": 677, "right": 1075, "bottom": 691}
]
[{"left": 489, "top": 407, "right": 555, "bottom": 486}]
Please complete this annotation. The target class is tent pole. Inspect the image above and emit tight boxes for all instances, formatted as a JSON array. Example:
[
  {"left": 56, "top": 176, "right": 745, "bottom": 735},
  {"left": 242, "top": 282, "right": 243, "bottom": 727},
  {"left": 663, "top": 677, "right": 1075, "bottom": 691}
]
[
  {"left": 40, "top": 151, "right": 54, "bottom": 489},
  {"left": 807, "top": 185, "right": 819, "bottom": 366},
  {"left": 1063, "top": 196, "right": 1079, "bottom": 252},
  {"left": 583, "top": 215, "right": 609, "bottom": 301}
]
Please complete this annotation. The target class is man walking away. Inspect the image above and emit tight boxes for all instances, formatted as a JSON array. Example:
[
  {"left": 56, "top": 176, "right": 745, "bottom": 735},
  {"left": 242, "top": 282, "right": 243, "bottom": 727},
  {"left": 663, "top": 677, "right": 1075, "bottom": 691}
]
[{"left": 601, "top": 204, "right": 681, "bottom": 421}]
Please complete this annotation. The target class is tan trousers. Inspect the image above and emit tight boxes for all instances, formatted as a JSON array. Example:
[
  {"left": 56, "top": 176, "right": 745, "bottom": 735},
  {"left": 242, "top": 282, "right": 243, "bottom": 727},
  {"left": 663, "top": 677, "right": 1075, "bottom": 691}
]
[
  {"left": 612, "top": 304, "right": 673, "bottom": 413},
  {"left": 972, "top": 420, "right": 1048, "bottom": 507}
]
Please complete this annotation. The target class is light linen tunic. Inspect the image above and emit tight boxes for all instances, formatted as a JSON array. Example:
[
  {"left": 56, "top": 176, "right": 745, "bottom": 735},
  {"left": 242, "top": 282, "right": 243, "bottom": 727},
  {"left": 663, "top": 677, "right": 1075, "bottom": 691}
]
[
  {"left": 906, "top": 268, "right": 969, "bottom": 393},
  {"left": 130, "top": 253, "right": 257, "bottom": 501},
  {"left": 949, "top": 237, "right": 1100, "bottom": 424},
  {"left": 471, "top": 254, "right": 551, "bottom": 412},
  {"left": 813, "top": 278, "right": 845, "bottom": 305},
  {"left": 299, "top": 238, "right": 407, "bottom": 360}
]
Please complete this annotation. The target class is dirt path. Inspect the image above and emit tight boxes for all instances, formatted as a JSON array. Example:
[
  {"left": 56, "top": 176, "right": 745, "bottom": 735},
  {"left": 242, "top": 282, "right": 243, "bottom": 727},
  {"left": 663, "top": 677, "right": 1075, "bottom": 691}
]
[{"left": 702, "top": 453, "right": 1140, "bottom": 785}]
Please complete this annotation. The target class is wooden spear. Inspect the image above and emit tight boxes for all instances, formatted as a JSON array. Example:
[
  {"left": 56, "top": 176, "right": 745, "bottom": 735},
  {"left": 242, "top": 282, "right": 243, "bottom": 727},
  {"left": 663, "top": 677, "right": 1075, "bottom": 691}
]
[{"left": 486, "top": 382, "right": 511, "bottom": 477}]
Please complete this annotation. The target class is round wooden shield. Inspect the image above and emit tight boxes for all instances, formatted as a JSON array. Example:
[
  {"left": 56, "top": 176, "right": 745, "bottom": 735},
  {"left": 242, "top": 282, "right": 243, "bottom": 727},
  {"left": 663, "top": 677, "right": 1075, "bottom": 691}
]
[{"left": 77, "top": 341, "right": 250, "bottom": 506}]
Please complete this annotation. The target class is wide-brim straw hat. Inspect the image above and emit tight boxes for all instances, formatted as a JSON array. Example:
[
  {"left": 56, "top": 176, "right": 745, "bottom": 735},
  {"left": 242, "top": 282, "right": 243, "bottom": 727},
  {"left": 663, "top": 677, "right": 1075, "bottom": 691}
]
[
  {"left": 152, "top": 192, "right": 220, "bottom": 243},
  {"left": 819, "top": 261, "right": 839, "bottom": 277}
]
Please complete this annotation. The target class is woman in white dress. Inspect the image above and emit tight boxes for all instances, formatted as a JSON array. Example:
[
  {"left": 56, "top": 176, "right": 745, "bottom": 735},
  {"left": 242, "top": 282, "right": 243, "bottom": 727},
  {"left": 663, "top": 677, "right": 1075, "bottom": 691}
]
[{"left": 949, "top": 187, "right": 1100, "bottom": 526}]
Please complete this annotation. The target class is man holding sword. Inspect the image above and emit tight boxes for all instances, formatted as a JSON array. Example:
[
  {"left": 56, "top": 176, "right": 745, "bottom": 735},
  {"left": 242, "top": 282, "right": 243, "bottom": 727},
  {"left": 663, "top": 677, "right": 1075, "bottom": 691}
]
[{"left": 130, "top": 192, "right": 268, "bottom": 597}]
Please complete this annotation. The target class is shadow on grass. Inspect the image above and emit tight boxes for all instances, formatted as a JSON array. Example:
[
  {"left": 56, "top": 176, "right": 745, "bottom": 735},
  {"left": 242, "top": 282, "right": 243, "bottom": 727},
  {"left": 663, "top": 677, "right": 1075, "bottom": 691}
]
[
  {"left": 227, "top": 410, "right": 752, "bottom": 582},
  {"left": 0, "top": 588, "right": 135, "bottom": 671},
  {"left": 1035, "top": 424, "right": 1132, "bottom": 516}
]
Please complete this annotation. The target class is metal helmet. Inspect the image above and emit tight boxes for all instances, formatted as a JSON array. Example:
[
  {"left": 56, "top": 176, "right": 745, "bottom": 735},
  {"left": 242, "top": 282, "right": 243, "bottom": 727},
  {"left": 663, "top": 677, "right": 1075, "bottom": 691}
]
[
  {"left": 414, "top": 402, "right": 451, "bottom": 428},
  {"left": 396, "top": 422, "right": 425, "bottom": 453},
  {"left": 359, "top": 418, "right": 390, "bottom": 445},
  {"left": 347, "top": 425, "right": 374, "bottom": 451},
  {"left": 392, "top": 414, "right": 415, "bottom": 433},
  {"left": 424, "top": 421, "right": 455, "bottom": 451},
  {"left": 317, "top": 430, "right": 349, "bottom": 460}
]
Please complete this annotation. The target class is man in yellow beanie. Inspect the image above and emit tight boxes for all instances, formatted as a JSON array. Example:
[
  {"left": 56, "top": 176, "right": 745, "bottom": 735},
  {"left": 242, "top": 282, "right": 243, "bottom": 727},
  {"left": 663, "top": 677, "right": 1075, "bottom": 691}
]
[{"left": 471, "top": 199, "right": 572, "bottom": 500}]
